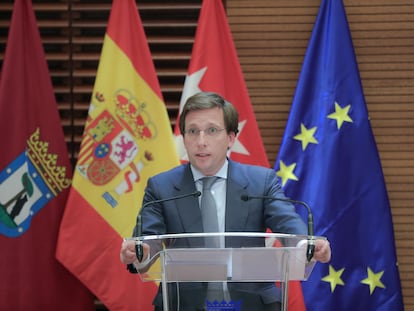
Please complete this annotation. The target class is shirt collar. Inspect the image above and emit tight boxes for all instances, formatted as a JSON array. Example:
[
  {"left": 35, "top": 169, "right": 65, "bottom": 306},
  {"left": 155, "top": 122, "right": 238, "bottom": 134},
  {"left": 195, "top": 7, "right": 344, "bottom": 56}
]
[{"left": 191, "top": 159, "right": 228, "bottom": 182}]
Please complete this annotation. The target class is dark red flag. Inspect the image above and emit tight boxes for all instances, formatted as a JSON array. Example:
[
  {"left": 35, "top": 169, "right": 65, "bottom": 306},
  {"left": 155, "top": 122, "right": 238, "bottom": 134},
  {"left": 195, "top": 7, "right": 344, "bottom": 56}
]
[{"left": 0, "top": 0, "right": 93, "bottom": 309}]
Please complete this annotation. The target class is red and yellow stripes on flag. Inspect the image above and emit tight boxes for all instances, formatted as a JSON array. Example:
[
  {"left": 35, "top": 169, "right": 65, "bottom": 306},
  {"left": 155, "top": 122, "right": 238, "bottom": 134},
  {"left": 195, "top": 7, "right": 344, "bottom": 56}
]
[
  {"left": 56, "top": 0, "right": 179, "bottom": 310},
  {"left": 74, "top": 36, "right": 178, "bottom": 235}
]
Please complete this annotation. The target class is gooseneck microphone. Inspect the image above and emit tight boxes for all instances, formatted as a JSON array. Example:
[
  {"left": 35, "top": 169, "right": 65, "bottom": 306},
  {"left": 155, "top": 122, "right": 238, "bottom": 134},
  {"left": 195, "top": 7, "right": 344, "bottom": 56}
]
[
  {"left": 241, "top": 194, "right": 315, "bottom": 262},
  {"left": 136, "top": 214, "right": 143, "bottom": 262},
  {"left": 135, "top": 191, "right": 202, "bottom": 261}
]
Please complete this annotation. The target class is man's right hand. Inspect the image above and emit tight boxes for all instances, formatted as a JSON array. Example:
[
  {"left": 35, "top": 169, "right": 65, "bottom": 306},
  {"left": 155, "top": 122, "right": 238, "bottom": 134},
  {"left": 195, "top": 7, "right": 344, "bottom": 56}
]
[{"left": 120, "top": 239, "right": 150, "bottom": 264}]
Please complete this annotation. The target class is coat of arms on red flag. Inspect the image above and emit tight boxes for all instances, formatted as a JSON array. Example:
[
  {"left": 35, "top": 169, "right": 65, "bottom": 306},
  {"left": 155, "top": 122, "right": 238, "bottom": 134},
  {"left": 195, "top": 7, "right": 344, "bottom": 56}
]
[{"left": 0, "top": 129, "right": 71, "bottom": 237}]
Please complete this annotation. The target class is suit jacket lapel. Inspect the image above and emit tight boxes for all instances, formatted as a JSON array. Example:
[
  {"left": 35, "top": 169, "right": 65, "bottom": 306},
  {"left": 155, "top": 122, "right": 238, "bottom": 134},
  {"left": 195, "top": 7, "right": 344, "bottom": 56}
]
[
  {"left": 225, "top": 161, "right": 250, "bottom": 233},
  {"left": 174, "top": 165, "right": 204, "bottom": 237}
]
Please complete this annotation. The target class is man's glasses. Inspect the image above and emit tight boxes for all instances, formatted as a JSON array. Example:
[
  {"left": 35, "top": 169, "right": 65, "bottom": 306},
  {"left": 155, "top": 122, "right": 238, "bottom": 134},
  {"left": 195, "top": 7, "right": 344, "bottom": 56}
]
[{"left": 184, "top": 127, "right": 225, "bottom": 137}]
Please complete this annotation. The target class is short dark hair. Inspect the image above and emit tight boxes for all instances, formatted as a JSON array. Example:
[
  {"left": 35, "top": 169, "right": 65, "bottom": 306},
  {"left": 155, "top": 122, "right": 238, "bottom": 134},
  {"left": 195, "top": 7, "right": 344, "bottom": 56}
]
[{"left": 179, "top": 92, "right": 239, "bottom": 136}]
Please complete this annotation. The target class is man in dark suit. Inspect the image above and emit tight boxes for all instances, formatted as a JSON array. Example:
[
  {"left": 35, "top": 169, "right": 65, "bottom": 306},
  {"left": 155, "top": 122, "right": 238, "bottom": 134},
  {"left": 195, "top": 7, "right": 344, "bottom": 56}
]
[{"left": 120, "top": 91, "right": 331, "bottom": 311}]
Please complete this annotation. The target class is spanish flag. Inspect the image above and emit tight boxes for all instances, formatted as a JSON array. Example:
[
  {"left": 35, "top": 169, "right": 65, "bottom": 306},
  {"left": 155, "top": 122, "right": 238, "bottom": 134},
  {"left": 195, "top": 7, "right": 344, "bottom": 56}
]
[{"left": 56, "top": 0, "right": 179, "bottom": 309}]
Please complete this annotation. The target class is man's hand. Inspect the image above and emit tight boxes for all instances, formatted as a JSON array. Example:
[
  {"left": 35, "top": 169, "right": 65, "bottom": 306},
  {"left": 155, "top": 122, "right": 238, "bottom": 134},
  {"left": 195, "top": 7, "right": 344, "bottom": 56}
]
[
  {"left": 120, "top": 239, "right": 150, "bottom": 264},
  {"left": 120, "top": 240, "right": 137, "bottom": 264},
  {"left": 313, "top": 239, "right": 331, "bottom": 263}
]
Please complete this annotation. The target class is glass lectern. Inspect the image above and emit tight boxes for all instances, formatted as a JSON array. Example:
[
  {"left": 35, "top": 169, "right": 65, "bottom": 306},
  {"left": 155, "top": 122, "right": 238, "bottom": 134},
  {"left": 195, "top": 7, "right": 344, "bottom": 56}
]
[{"left": 125, "top": 232, "right": 323, "bottom": 311}]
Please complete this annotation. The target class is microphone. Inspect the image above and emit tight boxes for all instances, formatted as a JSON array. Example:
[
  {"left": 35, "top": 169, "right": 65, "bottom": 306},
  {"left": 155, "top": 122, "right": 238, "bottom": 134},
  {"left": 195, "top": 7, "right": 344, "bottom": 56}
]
[
  {"left": 136, "top": 214, "right": 143, "bottom": 262},
  {"left": 142, "top": 190, "right": 202, "bottom": 210},
  {"left": 135, "top": 190, "right": 202, "bottom": 260},
  {"left": 241, "top": 194, "right": 315, "bottom": 262}
]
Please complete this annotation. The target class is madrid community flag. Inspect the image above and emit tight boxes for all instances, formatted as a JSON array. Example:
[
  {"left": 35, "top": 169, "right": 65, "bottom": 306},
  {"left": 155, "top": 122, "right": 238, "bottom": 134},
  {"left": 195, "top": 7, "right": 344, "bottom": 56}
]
[
  {"left": 56, "top": 0, "right": 180, "bottom": 309},
  {"left": 274, "top": 0, "right": 404, "bottom": 310},
  {"left": 174, "top": 0, "right": 269, "bottom": 167},
  {"left": 0, "top": 0, "right": 93, "bottom": 309}
]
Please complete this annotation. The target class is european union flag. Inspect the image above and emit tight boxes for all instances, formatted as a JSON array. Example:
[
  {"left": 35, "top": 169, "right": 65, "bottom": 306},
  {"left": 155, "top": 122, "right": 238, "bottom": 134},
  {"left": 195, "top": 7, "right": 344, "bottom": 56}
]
[{"left": 274, "top": 0, "right": 404, "bottom": 310}]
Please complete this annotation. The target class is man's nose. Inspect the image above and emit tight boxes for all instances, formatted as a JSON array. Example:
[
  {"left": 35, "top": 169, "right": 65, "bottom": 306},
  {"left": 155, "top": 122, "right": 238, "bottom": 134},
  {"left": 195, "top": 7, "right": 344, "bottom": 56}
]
[{"left": 196, "top": 131, "right": 208, "bottom": 143}]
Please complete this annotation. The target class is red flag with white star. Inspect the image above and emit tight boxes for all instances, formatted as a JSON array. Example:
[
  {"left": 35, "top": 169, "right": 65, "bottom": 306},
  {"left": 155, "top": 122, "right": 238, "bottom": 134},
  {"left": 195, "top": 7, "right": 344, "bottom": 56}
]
[{"left": 174, "top": 0, "right": 269, "bottom": 167}]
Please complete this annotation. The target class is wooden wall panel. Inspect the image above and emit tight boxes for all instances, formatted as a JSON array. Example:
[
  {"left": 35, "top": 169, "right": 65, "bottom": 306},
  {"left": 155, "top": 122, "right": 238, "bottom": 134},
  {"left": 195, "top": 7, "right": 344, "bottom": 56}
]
[{"left": 227, "top": 0, "right": 414, "bottom": 309}]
